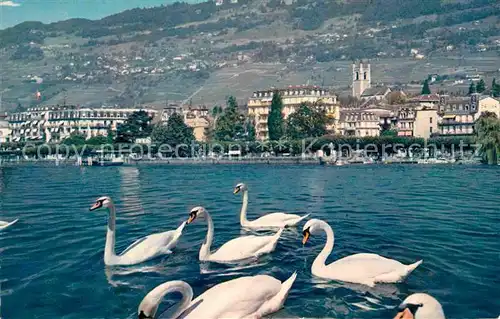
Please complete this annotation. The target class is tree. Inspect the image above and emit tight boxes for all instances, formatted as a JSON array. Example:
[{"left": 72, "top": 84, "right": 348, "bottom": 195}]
[
  {"left": 214, "top": 96, "right": 245, "bottom": 141},
  {"left": 86, "top": 135, "right": 109, "bottom": 145},
  {"left": 386, "top": 91, "right": 406, "bottom": 105},
  {"left": 115, "top": 110, "right": 153, "bottom": 143},
  {"left": 475, "top": 112, "right": 500, "bottom": 165},
  {"left": 211, "top": 105, "right": 223, "bottom": 125},
  {"left": 285, "top": 103, "right": 328, "bottom": 139},
  {"left": 151, "top": 113, "right": 195, "bottom": 157},
  {"left": 421, "top": 79, "right": 431, "bottom": 95},
  {"left": 492, "top": 78, "right": 500, "bottom": 97},
  {"left": 106, "top": 128, "right": 115, "bottom": 144},
  {"left": 381, "top": 129, "right": 398, "bottom": 136},
  {"left": 476, "top": 79, "right": 486, "bottom": 93},
  {"left": 245, "top": 119, "right": 256, "bottom": 141},
  {"left": 268, "top": 91, "right": 285, "bottom": 140},
  {"left": 468, "top": 82, "right": 476, "bottom": 95},
  {"left": 62, "top": 132, "right": 86, "bottom": 146}
]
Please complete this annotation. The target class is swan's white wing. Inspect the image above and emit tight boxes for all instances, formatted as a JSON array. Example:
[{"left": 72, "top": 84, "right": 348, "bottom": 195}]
[
  {"left": 119, "top": 231, "right": 176, "bottom": 258},
  {"left": 120, "top": 236, "right": 150, "bottom": 256},
  {"left": 211, "top": 235, "right": 276, "bottom": 261},
  {"left": 250, "top": 213, "right": 302, "bottom": 226},
  {"left": 180, "top": 275, "right": 282, "bottom": 319},
  {"left": 323, "top": 253, "right": 405, "bottom": 283}
]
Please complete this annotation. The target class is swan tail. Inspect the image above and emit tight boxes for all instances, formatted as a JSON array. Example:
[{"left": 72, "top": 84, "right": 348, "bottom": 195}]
[
  {"left": 274, "top": 227, "right": 285, "bottom": 239},
  {"left": 275, "top": 272, "right": 297, "bottom": 307},
  {"left": 169, "top": 221, "right": 186, "bottom": 244},
  {"left": 0, "top": 219, "right": 19, "bottom": 230},
  {"left": 258, "top": 271, "right": 297, "bottom": 316},
  {"left": 406, "top": 260, "right": 423, "bottom": 274},
  {"left": 401, "top": 259, "right": 423, "bottom": 280},
  {"left": 288, "top": 213, "right": 310, "bottom": 226},
  {"left": 9, "top": 219, "right": 19, "bottom": 226},
  {"left": 175, "top": 221, "right": 186, "bottom": 236}
]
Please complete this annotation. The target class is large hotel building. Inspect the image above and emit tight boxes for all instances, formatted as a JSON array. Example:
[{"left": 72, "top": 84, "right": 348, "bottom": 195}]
[
  {"left": 8, "top": 106, "right": 157, "bottom": 143},
  {"left": 247, "top": 86, "right": 340, "bottom": 140}
]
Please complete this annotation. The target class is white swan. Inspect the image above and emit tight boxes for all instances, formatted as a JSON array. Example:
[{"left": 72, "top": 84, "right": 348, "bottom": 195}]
[
  {"left": 395, "top": 293, "right": 445, "bottom": 319},
  {"left": 0, "top": 219, "right": 19, "bottom": 231},
  {"left": 89, "top": 196, "right": 186, "bottom": 266},
  {"left": 302, "top": 219, "right": 423, "bottom": 287},
  {"left": 234, "top": 183, "right": 310, "bottom": 229},
  {"left": 138, "top": 272, "right": 297, "bottom": 319},
  {"left": 186, "top": 206, "right": 283, "bottom": 263}
]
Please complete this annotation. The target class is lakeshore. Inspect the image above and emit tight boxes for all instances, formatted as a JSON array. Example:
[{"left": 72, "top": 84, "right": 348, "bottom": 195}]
[{"left": 0, "top": 155, "right": 488, "bottom": 167}]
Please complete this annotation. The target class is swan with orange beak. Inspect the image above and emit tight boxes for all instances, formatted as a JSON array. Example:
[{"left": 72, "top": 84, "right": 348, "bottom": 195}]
[{"left": 90, "top": 196, "right": 186, "bottom": 266}]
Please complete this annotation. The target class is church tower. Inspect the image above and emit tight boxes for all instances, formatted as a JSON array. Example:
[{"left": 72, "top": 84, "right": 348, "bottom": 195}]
[{"left": 352, "top": 61, "right": 371, "bottom": 98}]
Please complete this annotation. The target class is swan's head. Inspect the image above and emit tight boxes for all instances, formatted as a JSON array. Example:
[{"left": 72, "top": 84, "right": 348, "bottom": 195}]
[
  {"left": 138, "top": 280, "right": 193, "bottom": 319},
  {"left": 233, "top": 182, "right": 247, "bottom": 194},
  {"left": 396, "top": 293, "right": 445, "bottom": 319},
  {"left": 89, "top": 196, "right": 112, "bottom": 211},
  {"left": 187, "top": 206, "right": 206, "bottom": 224},
  {"left": 302, "top": 218, "right": 326, "bottom": 245}
]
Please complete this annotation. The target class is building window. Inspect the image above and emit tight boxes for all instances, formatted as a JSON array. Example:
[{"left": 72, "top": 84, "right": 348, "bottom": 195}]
[
  {"left": 429, "top": 117, "right": 432, "bottom": 124},
  {"left": 430, "top": 127, "right": 433, "bottom": 134}
]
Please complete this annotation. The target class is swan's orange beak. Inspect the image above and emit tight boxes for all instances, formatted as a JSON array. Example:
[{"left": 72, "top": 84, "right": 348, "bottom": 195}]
[
  {"left": 187, "top": 212, "right": 196, "bottom": 224},
  {"left": 394, "top": 308, "right": 414, "bottom": 319},
  {"left": 302, "top": 229, "right": 310, "bottom": 245},
  {"left": 233, "top": 187, "right": 240, "bottom": 194},
  {"left": 89, "top": 201, "right": 102, "bottom": 211}
]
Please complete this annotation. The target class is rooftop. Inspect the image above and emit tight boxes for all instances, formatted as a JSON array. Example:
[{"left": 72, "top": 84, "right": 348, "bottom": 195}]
[
  {"left": 410, "top": 94, "right": 440, "bottom": 102},
  {"left": 252, "top": 85, "right": 335, "bottom": 96},
  {"left": 360, "top": 86, "right": 391, "bottom": 97}
]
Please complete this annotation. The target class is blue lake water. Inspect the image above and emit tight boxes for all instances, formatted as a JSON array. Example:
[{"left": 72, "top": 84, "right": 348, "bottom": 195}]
[{"left": 1, "top": 164, "right": 499, "bottom": 318}]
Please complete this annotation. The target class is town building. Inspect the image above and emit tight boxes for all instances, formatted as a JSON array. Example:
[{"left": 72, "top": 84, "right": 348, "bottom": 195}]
[
  {"left": 360, "top": 87, "right": 391, "bottom": 101},
  {"left": 437, "top": 94, "right": 478, "bottom": 136},
  {"left": 184, "top": 106, "right": 210, "bottom": 142},
  {"left": 339, "top": 111, "right": 380, "bottom": 137},
  {"left": 413, "top": 107, "right": 438, "bottom": 139},
  {"left": 159, "top": 104, "right": 211, "bottom": 142},
  {"left": 352, "top": 61, "right": 371, "bottom": 98},
  {"left": 8, "top": 106, "right": 158, "bottom": 142},
  {"left": 247, "top": 86, "right": 340, "bottom": 140},
  {"left": 397, "top": 107, "right": 415, "bottom": 137},
  {"left": 409, "top": 94, "right": 440, "bottom": 108},
  {"left": 0, "top": 113, "right": 11, "bottom": 143},
  {"left": 476, "top": 96, "right": 500, "bottom": 119}
]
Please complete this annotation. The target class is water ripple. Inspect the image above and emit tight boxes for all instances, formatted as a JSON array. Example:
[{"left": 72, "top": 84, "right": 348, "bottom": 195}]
[{"left": 0, "top": 164, "right": 499, "bottom": 318}]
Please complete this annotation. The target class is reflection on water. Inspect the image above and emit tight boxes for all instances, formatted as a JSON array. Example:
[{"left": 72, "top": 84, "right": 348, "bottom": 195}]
[
  {"left": 119, "top": 166, "right": 144, "bottom": 218},
  {"left": 199, "top": 259, "right": 269, "bottom": 276},
  {"left": 1, "top": 165, "right": 499, "bottom": 318},
  {"left": 105, "top": 264, "right": 171, "bottom": 288}
]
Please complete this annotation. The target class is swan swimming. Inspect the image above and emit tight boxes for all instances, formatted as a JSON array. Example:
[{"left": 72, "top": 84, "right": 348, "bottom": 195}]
[
  {"left": 89, "top": 196, "right": 186, "bottom": 266},
  {"left": 302, "top": 218, "right": 423, "bottom": 287},
  {"left": 0, "top": 219, "right": 19, "bottom": 231},
  {"left": 394, "top": 293, "right": 445, "bottom": 319},
  {"left": 186, "top": 206, "right": 284, "bottom": 263},
  {"left": 138, "top": 272, "right": 297, "bottom": 319},
  {"left": 234, "top": 183, "right": 310, "bottom": 229}
]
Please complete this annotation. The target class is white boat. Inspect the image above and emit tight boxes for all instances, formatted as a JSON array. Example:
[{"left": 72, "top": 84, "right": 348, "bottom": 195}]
[{"left": 89, "top": 150, "right": 125, "bottom": 166}]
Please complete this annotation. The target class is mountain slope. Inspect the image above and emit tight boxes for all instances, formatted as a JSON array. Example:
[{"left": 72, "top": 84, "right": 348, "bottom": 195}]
[{"left": 0, "top": 0, "right": 499, "bottom": 110}]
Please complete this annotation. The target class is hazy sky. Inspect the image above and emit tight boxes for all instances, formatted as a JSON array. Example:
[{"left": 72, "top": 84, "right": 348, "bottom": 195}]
[{"left": 0, "top": 0, "right": 201, "bottom": 29}]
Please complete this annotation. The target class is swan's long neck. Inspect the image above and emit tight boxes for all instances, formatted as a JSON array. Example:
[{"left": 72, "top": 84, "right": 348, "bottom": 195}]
[
  {"left": 104, "top": 203, "right": 117, "bottom": 263},
  {"left": 240, "top": 189, "right": 250, "bottom": 225},
  {"left": 139, "top": 281, "right": 193, "bottom": 319},
  {"left": 200, "top": 211, "right": 214, "bottom": 261},
  {"left": 312, "top": 221, "right": 335, "bottom": 271}
]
